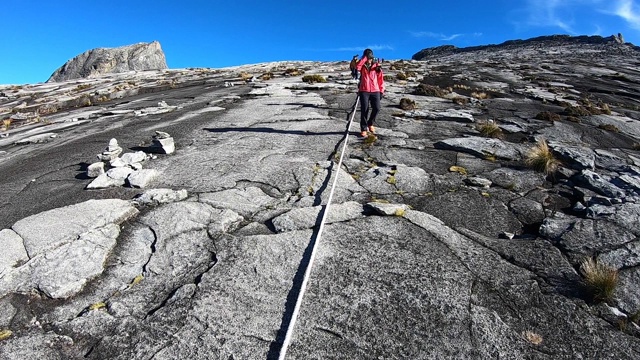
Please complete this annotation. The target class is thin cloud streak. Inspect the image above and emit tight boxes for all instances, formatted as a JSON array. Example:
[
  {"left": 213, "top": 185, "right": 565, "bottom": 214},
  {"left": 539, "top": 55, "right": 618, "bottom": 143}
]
[
  {"left": 613, "top": 0, "right": 640, "bottom": 29},
  {"left": 514, "top": 0, "right": 614, "bottom": 34},
  {"left": 409, "top": 31, "right": 473, "bottom": 41}
]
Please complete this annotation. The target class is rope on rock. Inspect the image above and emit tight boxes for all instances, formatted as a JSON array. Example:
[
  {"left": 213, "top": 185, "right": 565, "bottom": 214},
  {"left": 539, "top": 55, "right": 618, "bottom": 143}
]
[{"left": 277, "top": 93, "right": 360, "bottom": 360}]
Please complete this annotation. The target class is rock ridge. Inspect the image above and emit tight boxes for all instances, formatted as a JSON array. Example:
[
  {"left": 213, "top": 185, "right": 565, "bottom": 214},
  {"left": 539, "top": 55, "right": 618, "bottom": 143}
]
[{"left": 412, "top": 34, "right": 636, "bottom": 60}]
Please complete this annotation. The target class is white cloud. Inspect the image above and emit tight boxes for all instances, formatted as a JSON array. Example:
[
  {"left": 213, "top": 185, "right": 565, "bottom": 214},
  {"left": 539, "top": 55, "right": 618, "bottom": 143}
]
[
  {"left": 516, "top": 0, "right": 608, "bottom": 33},
  {"left": 612, "top": 0, "right": 640, "bottom": 29}
]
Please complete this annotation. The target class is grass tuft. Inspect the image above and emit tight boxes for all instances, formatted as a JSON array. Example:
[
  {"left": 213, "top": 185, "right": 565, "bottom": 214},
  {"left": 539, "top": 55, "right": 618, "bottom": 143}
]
[
  {"left": 89, "top": 302, "right": 106, "bottom": 311},
  {"left": 476, "top": 121, "right": 504, "bottom": 139},
  {"left": 524, "top": 139, "right": 560, "bottom": 175},
  {"left": 449, "top": 165, "right": 467, "bottom": 175},
  {"left": 580, "top": 257, "right": 618, "bottom": 303},
  {"left": 0, "top": 330, "right": 12, "bottom": 341}
]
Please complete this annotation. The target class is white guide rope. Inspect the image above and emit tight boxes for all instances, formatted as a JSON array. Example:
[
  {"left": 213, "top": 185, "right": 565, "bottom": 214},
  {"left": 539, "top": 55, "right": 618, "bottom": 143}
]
[{"left": 277, "top": 94, "right": 360, "bottom": 360}]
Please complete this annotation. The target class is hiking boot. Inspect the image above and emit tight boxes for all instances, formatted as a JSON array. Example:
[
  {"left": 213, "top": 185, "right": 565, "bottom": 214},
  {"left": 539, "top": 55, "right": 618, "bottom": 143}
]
[
  {"left": 368, "top": 125, "right": 376, "bottom": 134},
  {"left": 359, "top": 131, "right": 368, "bottom": 137}
]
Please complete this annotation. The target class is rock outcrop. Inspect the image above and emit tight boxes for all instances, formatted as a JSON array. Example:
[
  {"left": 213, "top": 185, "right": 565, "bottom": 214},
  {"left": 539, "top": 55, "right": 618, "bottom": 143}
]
[
  {"left": 47, "top": 41, "right": 168, "bottom": 82},
  {"left": 2, "top": 35, "right": 640, "bottom": 358}
]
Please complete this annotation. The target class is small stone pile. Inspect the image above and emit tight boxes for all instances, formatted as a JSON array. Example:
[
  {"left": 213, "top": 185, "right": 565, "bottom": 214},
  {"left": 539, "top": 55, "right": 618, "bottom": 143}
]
[{"left": 86, "top": 137, "right": 163, "bottom": 189}]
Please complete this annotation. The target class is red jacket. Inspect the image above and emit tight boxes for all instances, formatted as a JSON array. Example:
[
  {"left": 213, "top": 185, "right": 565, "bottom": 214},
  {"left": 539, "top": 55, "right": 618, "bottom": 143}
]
[{"left": 356, "top": 57, "right": 385, "bottom": 93}]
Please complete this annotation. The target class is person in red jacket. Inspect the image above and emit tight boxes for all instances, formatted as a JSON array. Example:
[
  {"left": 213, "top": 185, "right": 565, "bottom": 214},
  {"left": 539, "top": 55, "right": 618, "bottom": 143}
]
[{"left": 356, "top": 48, "right": 385, "bottom": 137}]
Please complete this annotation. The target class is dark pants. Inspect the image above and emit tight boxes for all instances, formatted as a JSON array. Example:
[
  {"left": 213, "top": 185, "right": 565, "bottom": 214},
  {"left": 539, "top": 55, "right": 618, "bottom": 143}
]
[
  {"left": 351, "top": 69, "right": 358, "bottom": 79},
  {"left": 359, "top": 92, "right": 381, "bottom": 131}
]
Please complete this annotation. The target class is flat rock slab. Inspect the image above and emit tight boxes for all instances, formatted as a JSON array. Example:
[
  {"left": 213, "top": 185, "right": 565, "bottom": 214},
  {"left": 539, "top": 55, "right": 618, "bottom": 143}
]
[
  {"left": 11, "top": 199, "right": 138, "bottom": 258},
  {"left": 435, "top": 136, "right": 526, "bottom": 161},
  {"left": 271, "top": 201, "right": 365, "bottom": 232}
]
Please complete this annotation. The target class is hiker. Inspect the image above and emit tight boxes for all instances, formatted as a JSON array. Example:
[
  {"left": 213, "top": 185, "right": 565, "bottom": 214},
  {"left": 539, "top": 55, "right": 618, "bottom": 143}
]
[
  {"left": 356, "top": 48, "right": 385, "bottom": 137},
  {"left": 349, "top": 55, "right": 359, "bottom": 80}
]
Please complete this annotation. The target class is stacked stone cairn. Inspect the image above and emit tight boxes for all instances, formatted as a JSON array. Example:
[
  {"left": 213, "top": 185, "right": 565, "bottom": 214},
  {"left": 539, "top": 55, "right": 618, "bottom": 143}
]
[{"left": 86, "top": 137, "right": 163, "bottom": 189}]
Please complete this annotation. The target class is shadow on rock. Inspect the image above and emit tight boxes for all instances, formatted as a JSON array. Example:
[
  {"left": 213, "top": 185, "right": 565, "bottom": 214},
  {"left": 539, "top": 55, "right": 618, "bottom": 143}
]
[
  {"left": 74, "top": 162, "right": 91, "bottom": 180},
  {"left": 204, "top": 127, "right": 344, "bottom": 136}
]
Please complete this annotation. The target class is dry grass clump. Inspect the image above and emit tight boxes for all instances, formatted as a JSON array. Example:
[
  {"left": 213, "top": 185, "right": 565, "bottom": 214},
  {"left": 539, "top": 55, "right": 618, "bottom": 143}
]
[
  {"left": 284, "top": 68, "right": 304, "bottom": 76},
  {"left": 449, "top": 165, "right": 467, "bottom": 175},
  {"left": 471, "top": 91, "right": 489, "bottom": 100},
  {"left": 566, "top": 116, "right": 581, "bottom": 123},
  {"left": 399, "top": 98, "right": 416, "bottom": 110},
  {"left": 476, "top": 121, "right": 504, "bottom": 139},
  {"left": 598, "top": 124, "right": 620, "bottom": 132},
  {"left": 383, "top": 75, "right": 394, "bottom": 82},
  {"left": 75, "top": 84, "right": 91, "bottom": 91},
  {"left": 525, "top": 139, "right": 561, "bottom": 175},
  {"left": 0, "top": 329, "right": 12, "bottom": 341},
  {"left": 523, "top": 331, "right": 543, "bottom": 345},
  {"left": 239, "top": 72, "right": 252, "bottom": 81},
  {"left": 301, "top": 74, "right": 326, "bottom": 84},
  {"left": 452, "top": 97, "right": 468, "bottom": 106},
  {"left": 535, "top": 111, "right": 561, "bottom": 122},
  {"left": 396, "top": 72, "right": 408, "bottom": 80},
  {"left": 260, "top": 72, "right": 273, "bottom": 80},
  {"left": 580, "top": 257, "right": 618, "bottom": 303},
  {"left": 414, "top": 83, "right": 450, "bottom": 97},
  {"left": 2, "top": 119, "right": 11, "bottom": 131},
  {"left": 564, "top": 105, "right": 592, "bottom": 117}
]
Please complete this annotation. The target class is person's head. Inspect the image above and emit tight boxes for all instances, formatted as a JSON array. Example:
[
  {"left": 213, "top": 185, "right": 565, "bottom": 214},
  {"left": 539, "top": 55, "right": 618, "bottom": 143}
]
[{"left": 363, "top": 48, "right": 373, "bottom": 59}]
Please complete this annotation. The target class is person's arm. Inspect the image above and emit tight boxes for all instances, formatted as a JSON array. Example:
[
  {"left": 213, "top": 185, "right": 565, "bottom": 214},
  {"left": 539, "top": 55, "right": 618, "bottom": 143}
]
[{"left": 356, "top": 57, "right": 368, "bottom": 71}]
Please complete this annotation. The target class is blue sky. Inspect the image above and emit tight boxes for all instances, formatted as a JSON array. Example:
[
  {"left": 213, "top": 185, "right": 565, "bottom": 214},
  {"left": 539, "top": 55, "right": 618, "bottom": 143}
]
[{"left": 2, "top": 0, "right": 639, "bottom": 85}]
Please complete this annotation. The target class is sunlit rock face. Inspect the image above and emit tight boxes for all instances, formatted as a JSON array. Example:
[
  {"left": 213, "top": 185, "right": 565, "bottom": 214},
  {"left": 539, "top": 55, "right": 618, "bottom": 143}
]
[{"left": 47, "top": 41, "right": 168, "bottom": 82}]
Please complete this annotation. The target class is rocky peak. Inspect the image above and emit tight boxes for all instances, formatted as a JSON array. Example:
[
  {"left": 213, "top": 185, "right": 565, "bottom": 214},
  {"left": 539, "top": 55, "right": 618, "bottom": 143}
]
[{"left": 47, "top": 41, "right": 168, "bottom": 82}]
